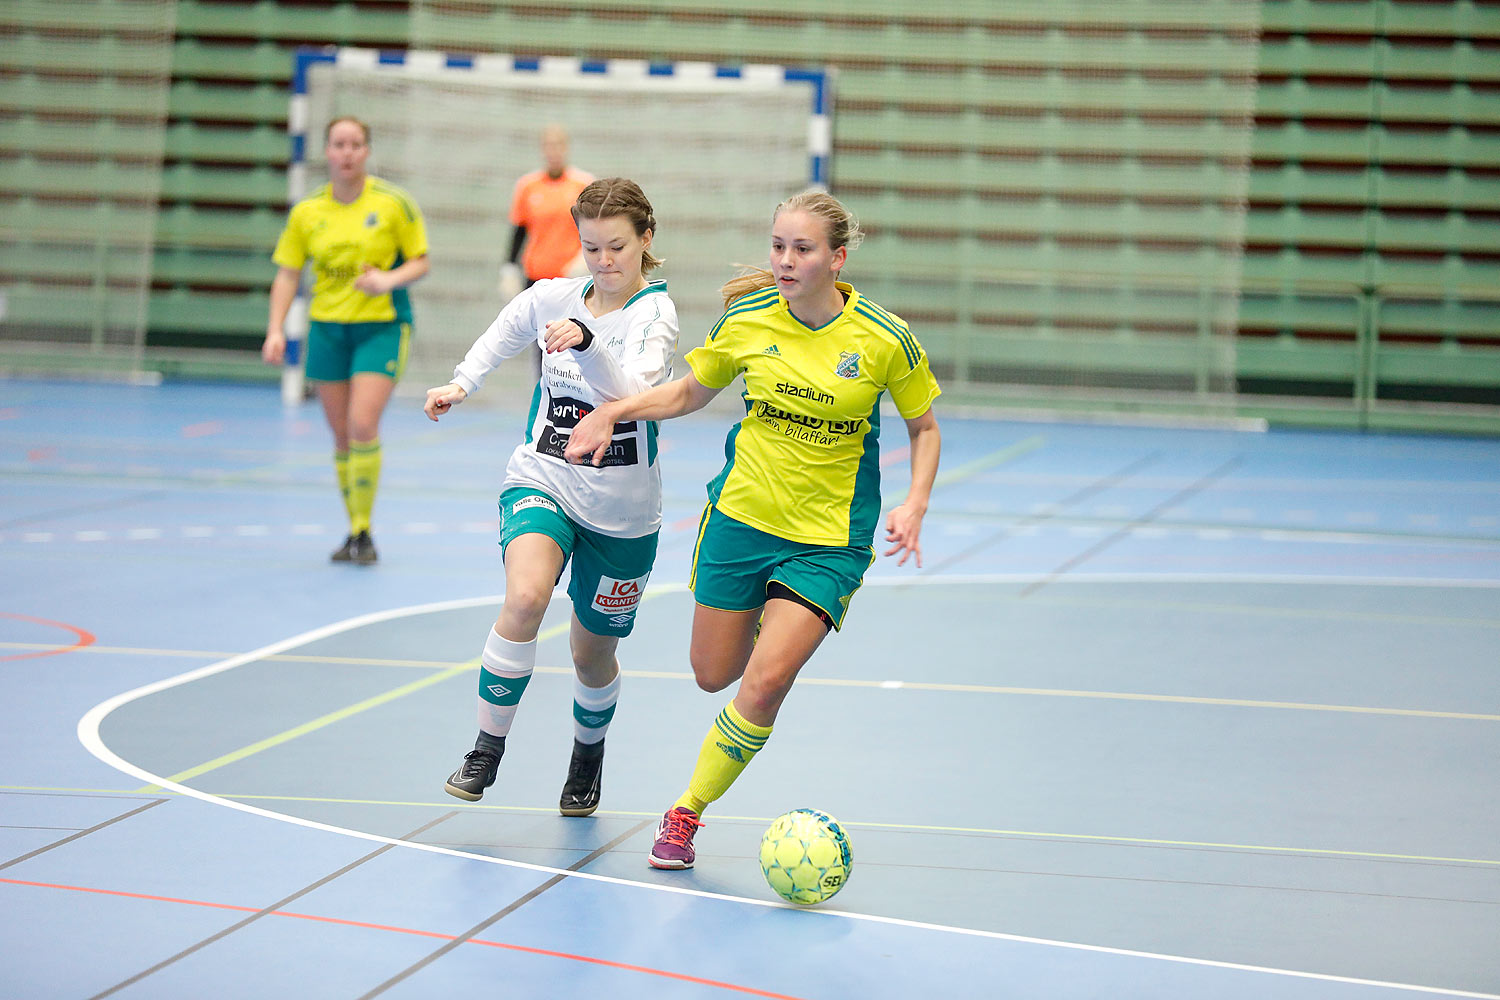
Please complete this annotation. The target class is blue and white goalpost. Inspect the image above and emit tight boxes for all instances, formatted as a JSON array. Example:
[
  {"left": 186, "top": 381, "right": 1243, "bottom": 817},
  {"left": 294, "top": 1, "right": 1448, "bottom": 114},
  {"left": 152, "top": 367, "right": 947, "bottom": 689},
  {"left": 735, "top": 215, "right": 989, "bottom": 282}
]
[{"left": 282, "top": 46, "right": 833, "bottom": 404}]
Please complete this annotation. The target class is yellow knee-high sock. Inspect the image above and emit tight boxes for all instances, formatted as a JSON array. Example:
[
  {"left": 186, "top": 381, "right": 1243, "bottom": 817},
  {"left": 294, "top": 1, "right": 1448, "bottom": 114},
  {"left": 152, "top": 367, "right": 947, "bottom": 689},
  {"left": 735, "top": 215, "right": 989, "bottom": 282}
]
[
  {"left": 347, "top": 438, "right": 381, "bottom": 534},
  {"left": 674, "top": 701, "right": 772, "bottom": 816},
  {"left": 335, "top": 450, "right": 353, "bottom": 527}
]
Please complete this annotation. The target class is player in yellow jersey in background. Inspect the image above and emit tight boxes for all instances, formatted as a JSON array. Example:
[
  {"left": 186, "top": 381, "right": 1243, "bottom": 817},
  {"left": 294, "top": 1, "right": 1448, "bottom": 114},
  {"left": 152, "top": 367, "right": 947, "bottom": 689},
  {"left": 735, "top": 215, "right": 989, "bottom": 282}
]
[
  {"left": 566, "top": 190, "right": 941, "bottom": 870},
  {"left": 262, "top": 116, "right": 430, "bottom": 565}
]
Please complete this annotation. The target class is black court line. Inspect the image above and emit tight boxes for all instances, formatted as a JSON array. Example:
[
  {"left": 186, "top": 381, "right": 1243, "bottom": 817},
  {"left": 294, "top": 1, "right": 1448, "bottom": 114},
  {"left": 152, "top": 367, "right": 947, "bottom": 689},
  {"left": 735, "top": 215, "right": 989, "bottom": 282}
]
[
  {"left": 922, "top": 451, "right": 1164, "bottom": 577},
  {"left": 0, "top": 798, "right": 166, "bottom": 872},
  {"left": 1020, "top": 455, "right": 1244, "bottom": 597},
  {"left": 358, "top": 819, "right": 656, "bottom": 1000},
  {"left": 87, "top": 811, "right": 460, "bottom": 1000}
]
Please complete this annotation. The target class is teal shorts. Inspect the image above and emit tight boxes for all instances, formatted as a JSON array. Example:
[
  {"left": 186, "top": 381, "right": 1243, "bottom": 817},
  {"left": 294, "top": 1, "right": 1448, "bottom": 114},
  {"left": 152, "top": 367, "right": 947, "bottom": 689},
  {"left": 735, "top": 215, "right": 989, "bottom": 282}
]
[
  {"left": 498, "top": 487, "right": 659, "bottom": 637},
  {"left": 306, "top": 319, "right": 410, "bottom": 382},
  {"left": 689, "top": 505, "right": 875, "bottom": 632}
]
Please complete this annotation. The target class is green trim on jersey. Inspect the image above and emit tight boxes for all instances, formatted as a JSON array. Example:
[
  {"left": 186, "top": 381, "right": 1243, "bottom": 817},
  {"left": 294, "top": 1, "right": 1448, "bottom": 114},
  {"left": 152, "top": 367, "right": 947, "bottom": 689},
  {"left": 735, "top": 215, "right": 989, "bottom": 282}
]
[
  {"left": 369, "top": 178, "right": 419, "bottom": 222},
  {"left": 708, "top": 286, "right": 781, "bottom": 342},
  {"left": 272, "top": 175, "right": 428, "bottom": 325},
  {"left": 626, "top": 279, "right": 669, "bottom": 307},
  {"left": 578, "top": 278, "right": 670, "bottom": 310},
  {"left": 686, "top": 282, "right": 941, "bottom": 547},
  {"left": 523, "top": 380, "right": 543, "bottom": 445}
]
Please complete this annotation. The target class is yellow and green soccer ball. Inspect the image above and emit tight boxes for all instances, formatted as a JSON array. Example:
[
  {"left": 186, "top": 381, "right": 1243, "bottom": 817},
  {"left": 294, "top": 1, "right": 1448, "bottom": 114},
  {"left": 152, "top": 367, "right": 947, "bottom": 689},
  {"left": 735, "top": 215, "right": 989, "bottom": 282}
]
[{"left": 759, "top": 808, "right": 852, "bottom": 905}]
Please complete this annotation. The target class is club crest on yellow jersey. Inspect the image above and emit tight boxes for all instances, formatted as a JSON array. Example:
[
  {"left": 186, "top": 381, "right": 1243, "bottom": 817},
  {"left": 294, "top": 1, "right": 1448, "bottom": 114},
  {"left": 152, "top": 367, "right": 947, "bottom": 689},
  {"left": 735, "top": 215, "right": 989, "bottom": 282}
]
[{"left": 835, "top": 351, "right": 860, "bottom": 379}]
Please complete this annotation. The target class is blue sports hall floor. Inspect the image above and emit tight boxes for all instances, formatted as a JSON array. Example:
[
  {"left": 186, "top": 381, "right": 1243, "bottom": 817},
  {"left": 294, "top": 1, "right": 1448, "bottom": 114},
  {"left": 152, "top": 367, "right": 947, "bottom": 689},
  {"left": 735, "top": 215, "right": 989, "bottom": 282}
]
[{"left": 1, "top": 375, "right": 1497, "bottom": 999}]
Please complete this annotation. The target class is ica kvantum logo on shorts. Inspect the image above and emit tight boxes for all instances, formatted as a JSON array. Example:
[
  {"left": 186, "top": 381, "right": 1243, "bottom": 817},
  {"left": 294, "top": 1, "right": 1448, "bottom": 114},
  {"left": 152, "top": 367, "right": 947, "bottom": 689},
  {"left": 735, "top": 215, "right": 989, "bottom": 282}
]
[{"left": 592, "top": 574, "right": 647, "bottom": 615}]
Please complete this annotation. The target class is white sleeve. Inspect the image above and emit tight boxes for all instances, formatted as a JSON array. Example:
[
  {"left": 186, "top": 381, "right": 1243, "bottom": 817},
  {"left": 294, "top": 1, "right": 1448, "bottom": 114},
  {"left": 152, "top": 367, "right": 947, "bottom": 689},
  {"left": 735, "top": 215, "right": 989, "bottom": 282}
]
[
  {"left": 571, "top": 296, "right": 680, "bottom": 400},
  {"left": 450, "top": 289, "right": 539, "bottom": 396}
]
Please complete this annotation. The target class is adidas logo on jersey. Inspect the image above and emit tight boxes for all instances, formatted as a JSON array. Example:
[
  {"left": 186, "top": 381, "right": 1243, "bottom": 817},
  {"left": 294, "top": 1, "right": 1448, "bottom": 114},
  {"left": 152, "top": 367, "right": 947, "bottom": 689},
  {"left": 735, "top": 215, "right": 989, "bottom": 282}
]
[{"left": 763, "top": 344, "right": 781, "bottom": 355}]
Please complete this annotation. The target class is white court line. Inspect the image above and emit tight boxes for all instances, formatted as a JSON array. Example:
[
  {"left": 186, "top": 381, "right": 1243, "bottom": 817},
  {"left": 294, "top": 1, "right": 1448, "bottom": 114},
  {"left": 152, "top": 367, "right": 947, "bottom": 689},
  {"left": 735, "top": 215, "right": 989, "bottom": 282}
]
[{"left": 76, "top": 587, "right": 1499, "bottom": 998}]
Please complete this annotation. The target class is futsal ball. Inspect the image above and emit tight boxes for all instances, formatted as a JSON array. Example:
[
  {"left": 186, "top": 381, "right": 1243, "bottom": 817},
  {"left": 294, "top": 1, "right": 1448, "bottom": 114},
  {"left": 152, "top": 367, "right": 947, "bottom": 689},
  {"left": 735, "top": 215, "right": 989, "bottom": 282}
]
[{"left": 759, "top": 808, "right": 853, "bottom": 905}]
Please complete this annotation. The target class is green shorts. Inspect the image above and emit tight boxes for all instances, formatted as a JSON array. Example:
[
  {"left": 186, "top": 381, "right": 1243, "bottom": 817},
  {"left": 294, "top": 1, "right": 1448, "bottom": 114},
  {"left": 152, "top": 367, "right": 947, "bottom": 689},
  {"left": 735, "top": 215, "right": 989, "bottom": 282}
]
[
  {"left": 498, "top": 487, "right": 659, "bottom": 637},
  {"left": 689, "top": 505, "right": 874, "bottom": 632},
  {"left": 306, "top": 320, "right": 410, "bottom": 382}
]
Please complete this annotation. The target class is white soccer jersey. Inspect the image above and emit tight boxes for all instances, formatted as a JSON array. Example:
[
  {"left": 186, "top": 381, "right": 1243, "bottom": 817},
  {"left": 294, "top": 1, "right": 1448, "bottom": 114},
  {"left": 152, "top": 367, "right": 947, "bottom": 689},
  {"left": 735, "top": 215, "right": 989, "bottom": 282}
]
[{"left": 450, "top": 276, "right": 679, "bottom": 537}]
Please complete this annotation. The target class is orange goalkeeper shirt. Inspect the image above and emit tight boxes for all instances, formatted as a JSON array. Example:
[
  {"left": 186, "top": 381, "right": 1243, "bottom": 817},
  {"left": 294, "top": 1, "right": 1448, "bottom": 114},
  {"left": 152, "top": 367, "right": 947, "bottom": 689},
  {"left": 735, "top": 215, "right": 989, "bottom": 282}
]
[{"left": 510, "top": 166, "right": 594, "bottom": 281}]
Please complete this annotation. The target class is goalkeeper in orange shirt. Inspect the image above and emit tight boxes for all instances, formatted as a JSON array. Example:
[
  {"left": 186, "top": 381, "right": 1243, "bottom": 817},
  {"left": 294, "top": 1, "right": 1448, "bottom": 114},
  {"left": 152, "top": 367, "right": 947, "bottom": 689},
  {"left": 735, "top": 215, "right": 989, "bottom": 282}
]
[{"left": 501, "top": 124, "right": 595, "bottom": 376}]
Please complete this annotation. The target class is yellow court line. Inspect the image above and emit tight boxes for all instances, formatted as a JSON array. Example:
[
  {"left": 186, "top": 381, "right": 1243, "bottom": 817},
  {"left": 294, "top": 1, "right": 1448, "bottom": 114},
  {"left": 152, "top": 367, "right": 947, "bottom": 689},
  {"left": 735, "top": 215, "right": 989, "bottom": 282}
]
[
  {"left": 1022, "top": 594, "right": 1500, "bottom": 631},
  {"left": 0, "top": 641, "right": 470, "bottom": 668},
  {"left": 50, "top": 786, "right": 1495, "bottom": 869},
  {"left": 883, "top": 434, "right": 1048, "bottom": 509},
  {"left": 131, "top": 593, "right": 677, "bottom": 793},
  {"left": 12, "top": 782, "right": 1495, "bottom": 867},
  {"left": 622, "top": 669, "right": 1500, "bottom": 720},
  {"left": 132, "top": 660, "right": 474, "bottom": 792},
  {"left": 788, "top": 677, "right": 1500, "bottom": 722},
  {"left": 132, "top": 623, "right": 573, "bottom": 792},
  {"left": 933, "top": 434, "right": 1048, "bottom": 489},
  {"left": 126, "top": 666, "right": 1497, "bottom": 797}
]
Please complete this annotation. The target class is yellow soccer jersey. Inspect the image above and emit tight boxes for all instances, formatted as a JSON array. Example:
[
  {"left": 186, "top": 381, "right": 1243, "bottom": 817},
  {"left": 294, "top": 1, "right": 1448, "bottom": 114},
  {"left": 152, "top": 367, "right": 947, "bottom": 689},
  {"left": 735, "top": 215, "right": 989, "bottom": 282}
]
[
  {"left": 686, "top": 281, "right": 941, "bottom": 547},
  {"left": 272, "top": 176, "right": 428, "bottom": 324}
]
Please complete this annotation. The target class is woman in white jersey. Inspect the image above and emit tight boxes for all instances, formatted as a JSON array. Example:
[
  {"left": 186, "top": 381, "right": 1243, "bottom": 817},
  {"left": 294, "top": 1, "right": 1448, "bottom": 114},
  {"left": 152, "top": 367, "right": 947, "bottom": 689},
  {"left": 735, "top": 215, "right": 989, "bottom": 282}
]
[{"left": 423, "top": 178, "right": 679, "bottom": 816}]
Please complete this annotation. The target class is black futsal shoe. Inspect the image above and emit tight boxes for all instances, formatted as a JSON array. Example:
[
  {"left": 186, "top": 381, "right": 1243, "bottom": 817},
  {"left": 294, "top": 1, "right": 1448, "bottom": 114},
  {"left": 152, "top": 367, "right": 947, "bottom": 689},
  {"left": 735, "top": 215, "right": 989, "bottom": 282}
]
[
  {"left": 445, "top": 748, "right": 501, "bottom": 801},
  {"left": 559, "top": 738, "right": 605, "bottom": 817},
  {"left": 352, "top": 530, "right": 378, "bottom": 565},
  {"left": 330, "top": 534, "right": 357, "bottom": 562}
]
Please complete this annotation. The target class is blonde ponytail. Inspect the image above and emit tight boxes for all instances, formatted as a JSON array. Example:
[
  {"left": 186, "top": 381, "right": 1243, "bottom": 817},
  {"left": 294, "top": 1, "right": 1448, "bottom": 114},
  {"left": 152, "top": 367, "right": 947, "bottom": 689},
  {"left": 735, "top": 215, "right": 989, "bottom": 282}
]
[{"left": 719, "top": 267, "right": 776, "bottom": 308}]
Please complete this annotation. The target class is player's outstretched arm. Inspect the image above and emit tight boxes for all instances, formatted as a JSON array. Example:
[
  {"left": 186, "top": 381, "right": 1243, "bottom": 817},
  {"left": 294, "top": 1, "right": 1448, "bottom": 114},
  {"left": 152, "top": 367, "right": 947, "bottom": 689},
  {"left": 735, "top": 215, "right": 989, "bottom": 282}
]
[
  {"left": 883, "top": 407, "right": 941, "bottom": 567},
  {"left": 565, "top": 373, "right": 719, "bottom": 466},
  {"left": 424, "top": 383, "right": 468, "bottom": 421}
]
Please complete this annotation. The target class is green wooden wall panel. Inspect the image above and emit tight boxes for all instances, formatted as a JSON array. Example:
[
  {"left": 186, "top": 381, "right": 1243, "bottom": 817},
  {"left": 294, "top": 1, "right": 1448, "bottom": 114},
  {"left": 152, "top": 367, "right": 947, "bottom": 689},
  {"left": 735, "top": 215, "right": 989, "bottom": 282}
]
[
  {"left": 171, "top": 39, "right": 295, "bottom": 82},
  {"left": 159, "top": 164, "right": 286, "bottom": 205},
  {"left": 148, "top": 289, "right": 269, "bottom": 333},
  {"left": 4, "top": 0, "right": 1488, "bottom": 422},
  {"left": 0, "top": 118, "right": 167, "bottom": 159},
  {"left": 174, "top": 0, "right": 408, "bottom": 43},
  {"left": 165, "top": 123, "right": 288, "bottom": 166}
]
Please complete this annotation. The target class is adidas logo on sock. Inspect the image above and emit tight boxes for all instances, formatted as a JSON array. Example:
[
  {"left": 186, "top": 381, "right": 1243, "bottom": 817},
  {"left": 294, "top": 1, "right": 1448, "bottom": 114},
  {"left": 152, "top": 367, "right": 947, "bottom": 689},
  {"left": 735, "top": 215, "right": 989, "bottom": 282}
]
[{"left": 715, "top": 741, "right": 746, "bottom": 762}]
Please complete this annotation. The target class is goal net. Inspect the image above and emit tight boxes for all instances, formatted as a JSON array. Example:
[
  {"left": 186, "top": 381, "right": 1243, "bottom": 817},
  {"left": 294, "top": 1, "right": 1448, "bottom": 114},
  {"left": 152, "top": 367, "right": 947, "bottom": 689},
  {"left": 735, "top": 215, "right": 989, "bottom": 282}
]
[{"left": 290, "top": 48, "right": 830, "bottom": 402}]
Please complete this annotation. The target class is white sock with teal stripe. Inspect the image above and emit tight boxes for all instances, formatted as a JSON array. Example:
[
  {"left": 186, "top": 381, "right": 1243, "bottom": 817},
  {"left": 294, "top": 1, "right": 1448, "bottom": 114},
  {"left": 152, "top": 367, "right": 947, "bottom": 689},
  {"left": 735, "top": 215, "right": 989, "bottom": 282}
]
[
  {"left": 572, "top": 670, "right": 620, "bottom": 746},
  {"left": 477, "top": 628, "right": 534, "bottom": 739}
]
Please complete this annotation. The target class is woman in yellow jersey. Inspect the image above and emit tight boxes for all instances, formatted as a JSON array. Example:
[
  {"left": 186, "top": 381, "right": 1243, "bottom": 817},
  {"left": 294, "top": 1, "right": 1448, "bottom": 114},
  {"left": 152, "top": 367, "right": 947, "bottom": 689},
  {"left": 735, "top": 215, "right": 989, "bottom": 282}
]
[
  {"left": 566, "top": 191, "right": 941, "bottom": 870},
  {"left": 261, "top": 116, "right": 430, "bottom": 564}
]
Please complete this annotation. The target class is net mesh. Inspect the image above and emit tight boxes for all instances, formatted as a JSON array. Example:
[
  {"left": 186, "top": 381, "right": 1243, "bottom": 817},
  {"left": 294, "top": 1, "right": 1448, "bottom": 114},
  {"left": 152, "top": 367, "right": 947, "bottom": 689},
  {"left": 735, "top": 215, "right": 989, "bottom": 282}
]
[
  {"left": 300, "top": 59, "right": 816, "bottom": 396},
  {"left": 403, "top": 1, "right": 1261, "bottom": 420},
  {"left": 843, "top": 1, "right": 1263, "bottom": 417},
  {"left": 0, "top": 0, "right": 175, "bottom": 378}
]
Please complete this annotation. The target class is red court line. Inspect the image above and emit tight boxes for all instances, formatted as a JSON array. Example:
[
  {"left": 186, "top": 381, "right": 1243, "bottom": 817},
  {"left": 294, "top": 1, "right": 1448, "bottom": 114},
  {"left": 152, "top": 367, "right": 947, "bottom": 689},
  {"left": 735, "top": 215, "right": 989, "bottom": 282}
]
[
  {"left": 0, "top": 613, "right": 96, "bottom": 663},
  {"left": 0, "top": 877, "right": 805, "bottom": 999},
  {"left": 180, "top": 420, "right": 223, "bottom": 438}
]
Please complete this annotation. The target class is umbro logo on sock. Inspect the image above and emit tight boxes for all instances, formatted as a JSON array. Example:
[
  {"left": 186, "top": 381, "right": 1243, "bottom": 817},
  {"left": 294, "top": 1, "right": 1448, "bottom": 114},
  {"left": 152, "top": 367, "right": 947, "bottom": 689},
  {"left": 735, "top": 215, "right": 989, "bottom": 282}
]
[
  {"left": 579, "top": 714, "right": 606, "bottom": 726},
  {"left": 715, "top": 741, "right": 746, "bottom": 762},
  {"left": 487, "top": 683, "right": 512, "bottom": 699}
]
